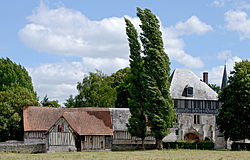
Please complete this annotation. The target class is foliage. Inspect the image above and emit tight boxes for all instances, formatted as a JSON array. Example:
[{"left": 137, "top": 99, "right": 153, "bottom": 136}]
[
  {"left": 0, "top": 87, "right": 39, "bottom": 141},
  {"left": 208, "top": 84, "right": 220, "bottom": 93},
  {"left": 64, "top": 95, "right": 76, "bottom": 108},
  {"left": 74, "top": 70, "right": 116, "bottom": 107},
  {"left": 0, "top": 57, "right": 35, "bottom": 95},
  {"left": 110, "top": 67, "right": 130, "bottom": 88},
  {"left": 40, "top": 95, "right": 60, "bottom": 108},
  {"left": 124, "top": 17, "right": 147, "bottom": 149},
  {"left": 136, "top": 8, "right": 176, "bottom": 149},
  {"left": 113, "top": 68, "right": 131, "bottom": 108},
  {"left": 231, "top": 142, "right": 250, "bottom": 151},
  {"left": 163, "top": 141, "right": 214, "bottom": 150},
  {"left": 115, "top": 78, "right": 130, "bottom": 108},
  {"left": 217, "top": 60, "right": 250, "bottom": 141}
]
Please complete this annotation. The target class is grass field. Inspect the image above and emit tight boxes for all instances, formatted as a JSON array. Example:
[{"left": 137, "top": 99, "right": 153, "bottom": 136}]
[{"left": 0, "top": 149, "right": 249, "bottom": 160}]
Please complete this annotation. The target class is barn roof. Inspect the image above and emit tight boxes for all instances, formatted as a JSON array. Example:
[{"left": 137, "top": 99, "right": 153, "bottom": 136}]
[
  {"left": 109, "top": 108, "right": 131, "bottom": 131},
  {"left": 23, "top": 106, "right": 113, "bottom": 135},
  {"left": 169, "top": 68, "right": 218, "bottom": 100}
]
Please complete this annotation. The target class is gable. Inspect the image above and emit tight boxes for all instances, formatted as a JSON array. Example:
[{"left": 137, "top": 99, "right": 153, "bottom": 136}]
[{"left": 49, "top": 117, "right": 74, "bottom": 134}]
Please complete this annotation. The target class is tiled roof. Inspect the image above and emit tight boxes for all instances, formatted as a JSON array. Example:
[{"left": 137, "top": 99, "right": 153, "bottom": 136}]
[
  {"left": 23, "top": 106, "right": 113, "bottom": 135},
  {"left": 169, "top": 68, "right": 218, "bottom": 100}
]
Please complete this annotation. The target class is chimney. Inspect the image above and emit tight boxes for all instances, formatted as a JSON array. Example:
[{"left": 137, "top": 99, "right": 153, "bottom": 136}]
[{"left": 203, "top": 72, "right": 208, "bottom": 84}]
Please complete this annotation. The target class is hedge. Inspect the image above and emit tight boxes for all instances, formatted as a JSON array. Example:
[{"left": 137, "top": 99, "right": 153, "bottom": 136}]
[
  {"left": 163, "top": 141, "right": 214, "bottom": 150},
  {"left": 231, "top": 142, "right": 250, "bottom": 151}
]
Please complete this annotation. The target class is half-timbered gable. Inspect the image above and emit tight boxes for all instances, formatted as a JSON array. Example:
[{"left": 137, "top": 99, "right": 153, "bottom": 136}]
[{"left": 47, "top": 117, "right": 75, "bottom": 152}]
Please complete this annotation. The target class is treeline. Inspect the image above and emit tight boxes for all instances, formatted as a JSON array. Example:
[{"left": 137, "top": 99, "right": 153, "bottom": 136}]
[{"left": 64, "top": 68, "right": 130, "bottom": 108}]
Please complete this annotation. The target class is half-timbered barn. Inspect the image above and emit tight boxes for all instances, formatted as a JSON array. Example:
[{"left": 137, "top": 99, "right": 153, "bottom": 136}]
[{"left": 23, "top": 107, "right": 113, "bottom": 152}]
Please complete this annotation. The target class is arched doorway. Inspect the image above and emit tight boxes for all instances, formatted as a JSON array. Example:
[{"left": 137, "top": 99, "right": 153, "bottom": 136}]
[{"left": 184, "top": 133, "right": 200, "bottom": 142}]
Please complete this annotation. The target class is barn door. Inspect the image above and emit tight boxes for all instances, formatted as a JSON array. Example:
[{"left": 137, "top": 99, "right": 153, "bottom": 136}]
[{"left": 75, "top": 135, "right": 81, "bottom": 151}]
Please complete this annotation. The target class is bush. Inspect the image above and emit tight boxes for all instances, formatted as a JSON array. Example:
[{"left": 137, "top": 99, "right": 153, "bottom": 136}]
[
  {"left": 231, "top": 142, "right": 250, "bottom": 151},
  {"left": 163, "top": 141, "right": 214, "bottom": 150}
]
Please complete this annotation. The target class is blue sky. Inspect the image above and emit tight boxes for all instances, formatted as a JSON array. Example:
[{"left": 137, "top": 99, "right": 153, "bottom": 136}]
[{"left": 0, "top": 0, "right": 249, "bottom": 104}]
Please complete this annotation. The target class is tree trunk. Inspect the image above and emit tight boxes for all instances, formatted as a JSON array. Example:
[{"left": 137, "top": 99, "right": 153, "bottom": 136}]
[
  {"left": 142, "top": 138, "right": 145, "bottom": 150},
  {"left": 156, "top": 138, "right": 163, "bottom": 150}
]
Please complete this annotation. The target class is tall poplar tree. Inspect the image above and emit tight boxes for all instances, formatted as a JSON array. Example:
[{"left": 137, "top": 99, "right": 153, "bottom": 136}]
[
  {"left": 137, "top": 8, "right": 176, "bottom": 149},
  {"left": 125, "top": 18, "right": 147, "bottom": 149}
]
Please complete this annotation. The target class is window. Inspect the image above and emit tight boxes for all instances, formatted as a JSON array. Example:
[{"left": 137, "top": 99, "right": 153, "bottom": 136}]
[
  {"left": 194, "top": 115, "right": 200, "bottom": 124},
  {"left": 174, "top": 99, "right": 178, "bottom": 108},
  {"left": 57, "top": 124, "right": 62, "bottom": 132},
  {"left": 185, "top": 100, "right": 188, "bottom": 108},
  {"left": 183, "top": 85, "right": 193, "bottom": 97},
  {"left": 57, "top": 123, "right": 64, "bottom": 132},
  {"left": 175, "top": 129, "right": 179, "bottom": 135}
]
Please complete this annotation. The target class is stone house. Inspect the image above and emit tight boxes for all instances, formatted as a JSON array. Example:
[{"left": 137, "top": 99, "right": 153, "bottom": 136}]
[
  {"left": 163, "top": 68, "right": 224, "bottom": 148},
  {"left": 23, "top": 107, "right": 113, "bottom": 152}
]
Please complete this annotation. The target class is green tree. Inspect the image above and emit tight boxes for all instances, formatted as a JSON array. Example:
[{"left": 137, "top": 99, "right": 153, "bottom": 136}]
[
  {"left": 208, "top": 84, "right": 220, "bottom": 93},
  {"left": 40, "top": 95, "right": 61, "bottom": 108},
  {"left": 114, "top": 68, "right": 131, "bottom": 108},
  {"left": 217, "top": 60, "right": 250, "bottom": 141},
  {"left": 0, "top": 87, "right": 39, "bottom": 141},
  {"left": 110, "top": 67, "right": 130, "bottom": 88},
  {"left": 125, "top": 17, "right": 147, "bottom": 149},
  {"left": 0, "top": 57, "right": 35, "bottom": 95},
  {"left": 74, "top": 70, "right": 116, "bottom": 107},
  {"left": 64, "top": 95, "right": 76, "bottom": 108},
  {"left": 137, "top": 8, "right": 176, "bottom": 149}
]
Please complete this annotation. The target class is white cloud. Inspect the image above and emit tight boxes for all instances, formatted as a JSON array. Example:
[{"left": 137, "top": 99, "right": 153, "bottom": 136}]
[
  {"left": 168, "top": 16, "right": 213, "bottom": 36},
  {"left": 213, "top": 0, "right": 225, "bottom": 7},
  {"left": 217, "top": 50, "right": 232, "bottom": 60},
  {"left": 21, "top": 2, "right": 214, "bottom": 104},
  {"left": 225, "top": 10, "right": 250, "bottom": 39},
  {"left": 207, "top": 56, "right": 242, "bottom": 86},
  {"left": 28, "top": 58, "right": 129, "bottom": 105},
  {"left": 19, "top": 2, "right": 140, "bottom": 59},
  {"left": 163, "top": 16, "right": 213, "bottom": 68}
]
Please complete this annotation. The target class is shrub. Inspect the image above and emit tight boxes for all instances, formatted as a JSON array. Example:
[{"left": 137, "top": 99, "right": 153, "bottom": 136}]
[
  {"left": 163, "top": 141, "right": 214, "bottom": 150},
  {"left": 231, "top": 142, "right": 250, "bottom": 151}
]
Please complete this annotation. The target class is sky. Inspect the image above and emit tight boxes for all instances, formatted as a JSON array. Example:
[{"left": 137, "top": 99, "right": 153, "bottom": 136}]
[{"left": 0, "top": 0, "right": 249, "bottom": 105}]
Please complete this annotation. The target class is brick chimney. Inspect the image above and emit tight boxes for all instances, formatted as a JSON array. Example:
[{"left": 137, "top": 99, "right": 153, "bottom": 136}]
[{"left": 203, "top": 72, "right": 208, "bottom": 84}]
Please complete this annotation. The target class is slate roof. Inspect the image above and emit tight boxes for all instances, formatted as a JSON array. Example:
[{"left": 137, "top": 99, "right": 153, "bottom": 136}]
[
  {"left": 23, "top": 106, "right": 113, "bottom": 135},
  {"left": 109, "top": 108, "right": 130, "bottom": 131},
  {"left": 169, "top": 68, "right": 218, "bottom": 100}
]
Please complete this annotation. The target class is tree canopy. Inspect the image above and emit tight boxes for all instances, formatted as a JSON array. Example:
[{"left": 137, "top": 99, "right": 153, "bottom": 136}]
[
  {"left": 0, "top": 57, "right": 38, "bottom": 141},
  {"left": 0, "top": 57, "right": 35, "bottom": 95},
  {"left": 70, "top": 70, "right": 116, "bottom": 107},
  {"left": 217, "top": 60, "right": 250, "bottom": 141},
  {"left": 40, "top": 95, "right": 61, "bottom": 108},
  {"left": 0, "top": 87, "right": 39, "bottom": 141}
]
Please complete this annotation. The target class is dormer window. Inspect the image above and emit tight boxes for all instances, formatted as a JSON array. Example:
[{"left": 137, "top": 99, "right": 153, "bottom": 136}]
[{"left": 183, "top": 85, "right": 193, "bottom": 97}]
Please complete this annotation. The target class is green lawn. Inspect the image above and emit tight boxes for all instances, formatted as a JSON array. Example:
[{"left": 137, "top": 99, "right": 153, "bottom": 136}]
[{"left": 0, "top": 149, "right": 249, "bottom": 160}]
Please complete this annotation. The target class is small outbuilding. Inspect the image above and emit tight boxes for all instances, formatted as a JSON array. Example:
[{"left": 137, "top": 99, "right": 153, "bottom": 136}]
[{"left": 23, "top": 106, "right": 113, "bottom": 152}]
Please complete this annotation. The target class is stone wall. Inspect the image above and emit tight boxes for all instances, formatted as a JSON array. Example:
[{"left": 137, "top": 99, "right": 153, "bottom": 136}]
[{"left": 0, "top": 141, "right": 46, "bottom": 153}]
